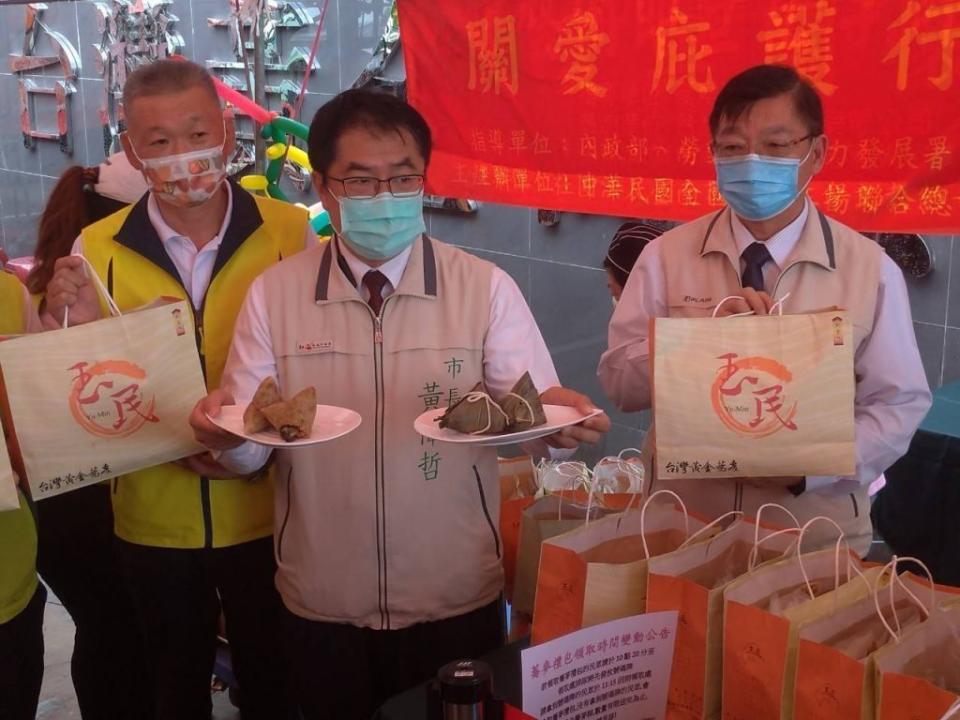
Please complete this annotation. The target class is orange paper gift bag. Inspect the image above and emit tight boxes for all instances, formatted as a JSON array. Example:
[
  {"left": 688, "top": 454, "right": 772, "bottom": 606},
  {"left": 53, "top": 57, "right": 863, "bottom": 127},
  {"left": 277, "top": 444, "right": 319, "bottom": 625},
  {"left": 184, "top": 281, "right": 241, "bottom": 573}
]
[
  {"left": 531, "top": 490, "right": 709, "bottom": 645},
  {"left": 722, "top": 514, "right": 883, "bottom": 720},
  {"left": 793, "top": 561, "right": 960, "bottom": 720},
  {"left": 512, "top": 492, "right": 612, "bottom": 616},
  {"left": 499, "top": 456, "right": 538, "bottom": 602},
  {"left": 873, "top": 588, "right": 960, "bottom": 720},
  {"left": 646, "top": 514, "right": 796, "bottom": 719}
]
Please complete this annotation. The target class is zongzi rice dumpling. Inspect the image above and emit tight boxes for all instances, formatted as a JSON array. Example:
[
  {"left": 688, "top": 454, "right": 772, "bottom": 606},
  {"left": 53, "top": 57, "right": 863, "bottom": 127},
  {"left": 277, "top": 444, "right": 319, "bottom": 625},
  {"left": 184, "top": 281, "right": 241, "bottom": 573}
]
[
  {"left": 438, "top": 383, "right": 509, "bottom": 435},
  {"left": 261, "top": 386, "right": 317, "bottom": 442},
  {"left": 243, "top": 376, "right": 282, "bottom": 433},
  {"left": 500, "top": 371, "right": 546, "bottom": 431}
]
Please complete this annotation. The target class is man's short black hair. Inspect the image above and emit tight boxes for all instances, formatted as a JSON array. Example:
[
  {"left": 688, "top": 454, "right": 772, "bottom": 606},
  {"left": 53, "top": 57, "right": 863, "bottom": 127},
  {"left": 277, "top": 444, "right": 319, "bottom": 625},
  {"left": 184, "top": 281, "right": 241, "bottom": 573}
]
[
  {"left": 709, "top": 65, "right": 824, "bottom": 138},
  {"left": 307, "top": 89, "right": 432, "bottom": 178}
]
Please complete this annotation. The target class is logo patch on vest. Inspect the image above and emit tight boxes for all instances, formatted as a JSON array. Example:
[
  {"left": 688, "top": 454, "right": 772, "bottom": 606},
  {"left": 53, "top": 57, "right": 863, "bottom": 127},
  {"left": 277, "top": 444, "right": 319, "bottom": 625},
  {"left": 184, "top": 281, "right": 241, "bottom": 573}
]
[
  {"left": 682, "top": 295, "right": 713, "bottom": 304},
  {"left": 296, "top": 340, "right": 334, "bottom": 354}
]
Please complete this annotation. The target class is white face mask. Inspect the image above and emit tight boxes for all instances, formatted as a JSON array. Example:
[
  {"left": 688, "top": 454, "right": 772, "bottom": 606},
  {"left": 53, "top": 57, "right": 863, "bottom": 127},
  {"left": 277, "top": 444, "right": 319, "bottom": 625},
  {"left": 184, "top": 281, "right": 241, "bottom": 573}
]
[{"left": 129, "top": 128, "right": 227, "bottom": 208}]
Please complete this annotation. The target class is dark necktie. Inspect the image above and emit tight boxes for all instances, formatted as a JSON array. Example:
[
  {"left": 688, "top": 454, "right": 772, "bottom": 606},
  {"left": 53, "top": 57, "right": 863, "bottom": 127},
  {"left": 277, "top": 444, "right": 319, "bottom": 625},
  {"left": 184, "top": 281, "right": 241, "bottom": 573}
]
[
  {"left": 741, "top": 242, "right": 772, "bottom": 291},
  {"left": 363, "top": 270, "right": 388, "bottom": 316}
]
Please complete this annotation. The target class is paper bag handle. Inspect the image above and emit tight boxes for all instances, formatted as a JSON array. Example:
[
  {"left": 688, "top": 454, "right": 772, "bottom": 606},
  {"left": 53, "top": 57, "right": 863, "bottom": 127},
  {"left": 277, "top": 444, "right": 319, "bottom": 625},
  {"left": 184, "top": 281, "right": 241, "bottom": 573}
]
[
  {"left": 795, "top": 515, "right": 852, "bottom": 601},
  {"left": 638, "top": 489, "right": 690, "bottom": 559},
  {"left": 541, "top": 461, "right": 592, "bottom": 522},
  {"left": 873, "top": 555, "right": 937, "bottom": 644},
  {"left": 745, "top": 503, "right": 803, "bottom": 572},
  {"left": 62, "top": 254, "right": 122, "bottom": 328},
  {"left": 712, "top": 291, "right": 791, "bottom": 318},
  {"left": 598, "top": 448, "right": 645, "bottom": 521},
  {"left": 678, "top": 510, "right": 742, "bottom": 550}
]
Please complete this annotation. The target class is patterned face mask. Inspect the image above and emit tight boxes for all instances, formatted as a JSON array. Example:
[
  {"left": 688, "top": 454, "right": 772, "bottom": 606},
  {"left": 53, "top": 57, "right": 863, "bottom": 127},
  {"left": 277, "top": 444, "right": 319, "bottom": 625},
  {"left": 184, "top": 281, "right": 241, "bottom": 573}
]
[{"left": 129, "top": 130, "right": 227, "bottom": 208}]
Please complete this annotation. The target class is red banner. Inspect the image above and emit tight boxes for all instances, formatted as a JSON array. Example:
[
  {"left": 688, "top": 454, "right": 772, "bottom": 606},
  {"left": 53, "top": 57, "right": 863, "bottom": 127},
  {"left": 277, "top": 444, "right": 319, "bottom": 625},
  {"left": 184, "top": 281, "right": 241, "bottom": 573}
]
[{"left": 399, "top": 0, "right": 960, "bottom": 233}]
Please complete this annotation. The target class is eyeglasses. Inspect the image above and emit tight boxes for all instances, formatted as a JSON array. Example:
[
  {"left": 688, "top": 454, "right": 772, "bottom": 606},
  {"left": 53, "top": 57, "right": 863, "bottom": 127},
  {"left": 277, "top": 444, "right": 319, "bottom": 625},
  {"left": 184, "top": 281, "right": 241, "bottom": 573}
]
[
  {"left": 328, "top": 174, "right": 425, "bottom": 199},
  {"left": 711, "top": 134, "right": 815, "bottom": 160}
]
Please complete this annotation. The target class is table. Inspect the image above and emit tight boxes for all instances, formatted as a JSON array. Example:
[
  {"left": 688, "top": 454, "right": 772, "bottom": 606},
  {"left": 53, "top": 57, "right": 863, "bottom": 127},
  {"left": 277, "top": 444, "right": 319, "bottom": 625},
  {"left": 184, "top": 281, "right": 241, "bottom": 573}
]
[{"left": 374, "top": 638, "right": 528, "bottom": 719}]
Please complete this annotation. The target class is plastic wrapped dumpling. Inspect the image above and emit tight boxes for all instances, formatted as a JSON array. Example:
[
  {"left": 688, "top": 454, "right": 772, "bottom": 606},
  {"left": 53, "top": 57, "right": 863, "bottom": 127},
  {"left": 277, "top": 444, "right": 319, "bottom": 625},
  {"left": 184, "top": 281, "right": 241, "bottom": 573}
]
[
  {"left": 438, "top": 383, "right": 509, "bottom": 435},
  {"left": 500, "top": 371, "right": 547, "bottom": 431}
]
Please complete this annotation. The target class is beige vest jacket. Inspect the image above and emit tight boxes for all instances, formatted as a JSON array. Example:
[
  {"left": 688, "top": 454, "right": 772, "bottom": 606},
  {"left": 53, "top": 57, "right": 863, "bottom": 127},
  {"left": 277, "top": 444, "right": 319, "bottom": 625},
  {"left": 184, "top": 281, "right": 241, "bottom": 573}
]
[
  {"left": 261, "top": 236, "right": 502, "bottom": 629},
  {"left": 644, "top": 205, "right": 884, "bottom": 556}
]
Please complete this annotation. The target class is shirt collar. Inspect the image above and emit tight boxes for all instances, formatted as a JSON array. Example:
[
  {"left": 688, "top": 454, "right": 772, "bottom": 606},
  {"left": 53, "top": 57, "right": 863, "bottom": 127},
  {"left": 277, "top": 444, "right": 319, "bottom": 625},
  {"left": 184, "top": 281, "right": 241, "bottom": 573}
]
[
  {"left": 337, "top": 236, "right": 414, "bottom": 292},
  {"left": 146, "top": 181, "right": 233, "bottom": 250},
  {"left": 730, "top": 198, "right": 810, "bottom": 269}
]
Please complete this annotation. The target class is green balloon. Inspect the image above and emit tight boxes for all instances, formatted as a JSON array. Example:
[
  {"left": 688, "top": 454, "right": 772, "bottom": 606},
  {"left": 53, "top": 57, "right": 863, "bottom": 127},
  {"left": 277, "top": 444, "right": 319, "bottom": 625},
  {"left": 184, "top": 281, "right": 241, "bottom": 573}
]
[
  {"left": 257, "top": 116, "right": 312, "bottom": 203},
  {"left": 266, "top": 181, "right": 288, "bottom": 202},
  {"left": 271, "top": 116, "right": 310, "bottom": 141}
]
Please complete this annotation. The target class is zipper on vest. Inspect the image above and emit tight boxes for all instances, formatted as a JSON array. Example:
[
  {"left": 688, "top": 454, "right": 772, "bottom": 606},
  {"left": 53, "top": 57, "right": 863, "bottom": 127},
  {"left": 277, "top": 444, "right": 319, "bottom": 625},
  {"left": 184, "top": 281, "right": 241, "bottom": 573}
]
[
  {"left": 369, "top": 299, "right": 391, "bottom": 629},
  {"left": 191, "top": 296, "right": 213, "bottom": 548},
  {"left": 200, "top": 476, "right": 212, "bottom": 548}
]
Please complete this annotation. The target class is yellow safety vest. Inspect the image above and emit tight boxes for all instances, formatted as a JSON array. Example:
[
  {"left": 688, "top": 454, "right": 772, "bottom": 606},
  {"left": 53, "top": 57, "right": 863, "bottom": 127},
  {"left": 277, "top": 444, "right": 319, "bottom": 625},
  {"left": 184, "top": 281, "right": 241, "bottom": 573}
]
[
  {"left": 0, "top": 271, "right": 38, "bottom": 624},
  {"left": 81, "top": 184, "right": 309, "bottom": 549}
]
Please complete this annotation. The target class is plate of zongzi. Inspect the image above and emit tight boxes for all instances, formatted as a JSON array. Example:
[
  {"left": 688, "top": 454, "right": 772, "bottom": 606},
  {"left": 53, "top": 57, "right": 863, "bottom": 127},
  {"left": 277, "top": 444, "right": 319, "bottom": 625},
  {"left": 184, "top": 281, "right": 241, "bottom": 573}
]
[
  {"left": 414, "top": 372, "right": 601, "bottom": 446},
  {"left": 208, "top": 378, "right": 361, "bottom": 447}
]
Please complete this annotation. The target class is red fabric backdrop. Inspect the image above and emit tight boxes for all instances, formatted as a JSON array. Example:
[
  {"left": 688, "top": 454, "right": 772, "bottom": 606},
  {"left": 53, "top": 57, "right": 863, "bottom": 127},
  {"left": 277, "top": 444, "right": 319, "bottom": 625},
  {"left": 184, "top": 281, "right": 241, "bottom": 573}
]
[{"left": 399, "top": 0, "right": 960, "bottom": 232}]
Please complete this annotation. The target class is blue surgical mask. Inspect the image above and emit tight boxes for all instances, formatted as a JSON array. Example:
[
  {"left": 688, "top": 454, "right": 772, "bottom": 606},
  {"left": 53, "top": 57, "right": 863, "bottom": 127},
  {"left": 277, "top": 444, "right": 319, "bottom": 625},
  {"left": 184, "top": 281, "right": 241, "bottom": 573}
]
[
  {"left": 714, "top": 147, "right": 813, "bottom": 221},
  {"left": 338, "top": 192, "right": 426, "bottom": 261}
]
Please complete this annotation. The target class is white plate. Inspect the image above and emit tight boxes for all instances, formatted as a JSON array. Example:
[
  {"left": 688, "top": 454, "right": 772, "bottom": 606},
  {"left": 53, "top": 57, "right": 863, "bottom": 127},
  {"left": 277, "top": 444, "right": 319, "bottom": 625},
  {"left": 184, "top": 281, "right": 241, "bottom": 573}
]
[
  {"left": 414, "top": 404, "right": 603, "bottom": 447},
  {"left": 208, "top": 404, "right": 361, "bottom": 448}
]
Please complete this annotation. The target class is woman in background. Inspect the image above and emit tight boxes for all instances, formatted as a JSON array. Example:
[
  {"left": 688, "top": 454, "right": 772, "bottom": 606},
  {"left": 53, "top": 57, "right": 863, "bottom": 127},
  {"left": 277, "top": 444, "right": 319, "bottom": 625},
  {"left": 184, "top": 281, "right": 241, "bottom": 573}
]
[
  {"left": 603, "top": 221, "right": 664, "bottom": 304},
  {"left": 27, "top": 154, "right": 151, "bottom": 720}
]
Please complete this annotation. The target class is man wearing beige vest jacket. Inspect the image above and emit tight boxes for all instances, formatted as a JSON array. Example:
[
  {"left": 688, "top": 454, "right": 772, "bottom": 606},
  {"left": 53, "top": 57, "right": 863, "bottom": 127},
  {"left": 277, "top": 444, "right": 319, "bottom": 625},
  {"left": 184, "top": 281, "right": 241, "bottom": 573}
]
[
  {"left": 190, "top": 89, "right": 610, "bottom": 718},
  {"left": 598, "top": 64, "right": 931, "bottom": 558}
]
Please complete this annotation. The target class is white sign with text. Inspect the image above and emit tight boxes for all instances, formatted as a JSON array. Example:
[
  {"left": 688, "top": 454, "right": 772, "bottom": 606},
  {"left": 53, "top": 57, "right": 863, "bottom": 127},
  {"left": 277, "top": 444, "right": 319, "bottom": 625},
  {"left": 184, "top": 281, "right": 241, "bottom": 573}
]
[{"left": 521, "top": 611, "right": 678, "bottom": 720}]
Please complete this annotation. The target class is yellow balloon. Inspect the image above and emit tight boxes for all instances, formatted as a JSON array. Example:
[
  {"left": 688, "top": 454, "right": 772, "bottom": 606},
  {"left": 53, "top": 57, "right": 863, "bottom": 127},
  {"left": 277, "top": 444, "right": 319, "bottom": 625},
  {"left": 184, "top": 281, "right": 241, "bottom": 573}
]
[
  {"left": 239, "top": 175, "right": 269, "bottom": 191},
  {"left": 266, "top": 143, "right": 286, "bottom": 161},
  {"left": 266, "top": 142, "right": 312, "bottom": 171},
  {"left": 285, "top": 146, "right": 312, "bottom": 172}
]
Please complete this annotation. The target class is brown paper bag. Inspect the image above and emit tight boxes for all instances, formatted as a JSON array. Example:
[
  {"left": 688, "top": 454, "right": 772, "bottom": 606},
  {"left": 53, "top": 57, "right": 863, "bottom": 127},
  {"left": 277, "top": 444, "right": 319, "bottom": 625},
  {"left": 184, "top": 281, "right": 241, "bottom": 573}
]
[
  {"left": 499, "top": 456, "right": 538, "bottom": 602},
  {"left": 0, "top": 289, "right": 206, "bottom": 499},
  {"left": 512, "top": 494, "right": 612, "bottom": 616},
  {"left": 793, "top": 570, "right": 960, "bottom": 720},
  {"left": 646, "top": 515, "right": 797, "bottom": 719},
  {"left": 531, "top": 490, "right": 711, "bottom": 645},
  {"left": 723, "top": 544, "right": 879, "bottom": 720},
  {"left": 873, "top": 604, "right": 960, "bottom": 720},
  {"left": 652, "top": 310, "right": 855, "bottom": 478}
]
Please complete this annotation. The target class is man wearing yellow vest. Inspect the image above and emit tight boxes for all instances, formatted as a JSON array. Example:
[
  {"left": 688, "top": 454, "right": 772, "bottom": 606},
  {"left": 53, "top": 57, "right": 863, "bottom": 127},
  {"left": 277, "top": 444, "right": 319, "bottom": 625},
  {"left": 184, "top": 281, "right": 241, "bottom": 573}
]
[
  {"left": 598, "top": 65, "right": 931, "bottom": 557},
  {"left": 43, "top": 59, "right": 312, "bottom": 720},
  {"left": 0, "top": 271, "right": 45, "bottom": 720}
]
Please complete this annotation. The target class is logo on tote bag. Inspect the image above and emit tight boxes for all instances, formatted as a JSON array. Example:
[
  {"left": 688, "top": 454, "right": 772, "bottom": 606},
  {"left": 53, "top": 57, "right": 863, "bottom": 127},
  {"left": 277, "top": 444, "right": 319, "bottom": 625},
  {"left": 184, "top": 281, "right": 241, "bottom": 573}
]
[
  {"left": 711, "top": 353, "right": 798, "bottom": 437},
  {"left": 68, "top": 360, "right": 159, "bottom": 438}
]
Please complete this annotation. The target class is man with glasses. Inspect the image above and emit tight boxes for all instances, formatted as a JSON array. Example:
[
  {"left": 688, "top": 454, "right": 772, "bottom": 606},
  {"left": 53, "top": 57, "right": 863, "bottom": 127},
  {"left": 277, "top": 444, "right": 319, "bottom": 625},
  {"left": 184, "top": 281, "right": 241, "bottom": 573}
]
[
  {"left": 189, "top": 88, "right": 611, "bottom": 718},
  {"left": 598, "top": 64, "right": 930, "bottom": 556}
]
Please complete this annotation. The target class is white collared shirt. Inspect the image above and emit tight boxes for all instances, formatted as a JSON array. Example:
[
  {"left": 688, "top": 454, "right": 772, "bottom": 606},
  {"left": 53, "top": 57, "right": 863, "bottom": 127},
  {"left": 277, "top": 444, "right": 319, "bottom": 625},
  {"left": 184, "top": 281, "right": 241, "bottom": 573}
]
[
  {"left": 598, "top": 200, "right": 931, "bottom": 494},
  {"left": 71, "top": 183, "right": 318, "bottom": 309},
  {"left": 218, "top": 236, "right": 567, "bottom": 473}
]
